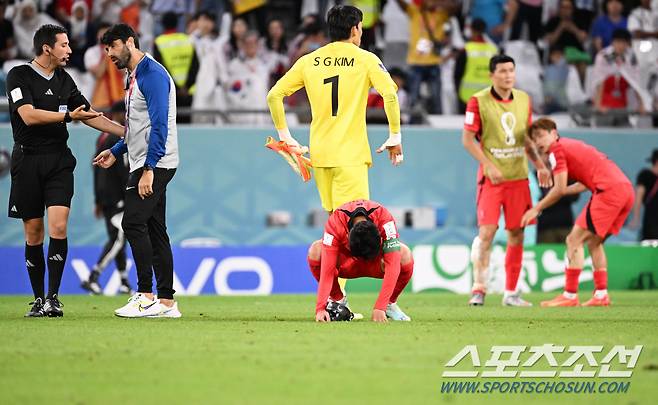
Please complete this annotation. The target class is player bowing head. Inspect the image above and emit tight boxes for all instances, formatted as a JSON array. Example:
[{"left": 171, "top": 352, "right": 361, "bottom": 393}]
[
  {"left": 349, "top": 218, "right": 381, "bottom": 260},
  {"left": 307, "top": 200, "right": 413, "bottom": 323}
]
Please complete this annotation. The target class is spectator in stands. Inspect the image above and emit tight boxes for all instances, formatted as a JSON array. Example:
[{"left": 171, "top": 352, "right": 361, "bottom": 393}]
[
  {"left": 544, "top": 0, "right": 588, "bottom": 51},
  {"left": 262, "top": 18, "right": 289, "bottom": 87},
  {"left": 592, "top": 28, "right": 648, "bottom": 127},
  {"left": 564, "top": 47, "right": 593, "bottom": 123},
  {"left": 380, "top": 0, "right": 409, "bottom": 68},
  {"left": 223, "top": 17, "right": 249, "bottom": 62},
  {"left": 84, "top": 23, "right": 125, "bottom": 110},
  {"left": 154, "top": 11, "right": 199, "bottom": 123},
  {"left": 346, "top": 0, "right": 379, "bottom": 51},
  {"left": 367, "top": 66, "right": 410, "bottom": 124},
  {"left": 49, "top": 0, "right": 92, "bottom": 27},
  {"left": 628, "top": 0, "right": 658, "bottom": 90},
  {"left": 225, "top": 30, "right": 270, "bottom": 124},
  {"left": 190, "top": 11, "right": 219, "bottom": 59},
  {"left": 94, "top": 0, "right": 125, "bottom": 25},
  {"left": 68, "top": 1, "right": 96, "bottom": 72},
  {"left": 592, "top": 0, "right": 628, "bottom": 53},
  {"left": 120, "top": 0, "right": 155, "bottom": 54},
  {"left": 467, "top": 0, "right": 511, "bottom": 44},
  {"left": 631, "top": 149, "right": 658, "bottom": 241},
  {"left": 397, "top": 0, "right": 452, "bottom": 114},
  {"left": 151, "top": 0, "right": 196, "bottom": 34},
  {"left": 0, "top": 0, "right": 17, "bottom": 70},
  {"left": 288, "top": 13, "right": 320, "bottom": 60},
  {"left": 13, "top": 0, "right": 59, "bottom": 59},
  {"left": 573, "top": 0, "right": 597, "bottom": 32},
  {"left": 289, "top": 19, "right": 327, "bottom": 64},
  {"left": 454, "top": 18, "right": 498, "bottom": 113},
  {"left": 509, "top": 0, "right": 544, "bottom": 44},
  {"left": 190, "top": 11, "right": 227, "bottom": 125},
  {"left": 543, "top": 46, "right": 570, "bottom": 113}
]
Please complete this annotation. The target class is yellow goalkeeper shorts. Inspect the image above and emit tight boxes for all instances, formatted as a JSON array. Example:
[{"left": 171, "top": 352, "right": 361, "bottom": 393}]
[{"left": 314, "top": 165, "right": 370, "bottom": 212}]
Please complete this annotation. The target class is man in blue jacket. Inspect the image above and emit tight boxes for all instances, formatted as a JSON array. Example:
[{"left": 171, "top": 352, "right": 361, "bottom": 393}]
[{"left": 94, "top": 24, "right": 181, "bottom": 318}]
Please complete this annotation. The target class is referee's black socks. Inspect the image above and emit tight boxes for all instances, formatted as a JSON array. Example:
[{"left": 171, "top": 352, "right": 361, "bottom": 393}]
[
  {"left": 47, "top": 238, "right": 68, "bottom": 299},
  {"left": 25, "top": 243, "right": 45, "bottom": 300}
]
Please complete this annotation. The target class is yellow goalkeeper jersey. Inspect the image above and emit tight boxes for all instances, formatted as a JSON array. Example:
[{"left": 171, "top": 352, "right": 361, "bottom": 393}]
[{"left": 267, "top": 41, "right": 400, "bottom": 168}]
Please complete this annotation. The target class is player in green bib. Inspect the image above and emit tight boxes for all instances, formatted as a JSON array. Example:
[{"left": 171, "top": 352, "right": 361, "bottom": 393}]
[{"left": 462, "top": 55, "right": 552, "bottom": 307}]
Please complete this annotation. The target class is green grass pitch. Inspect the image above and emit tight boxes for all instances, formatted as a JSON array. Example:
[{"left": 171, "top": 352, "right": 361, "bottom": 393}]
[{"left": 1, "top": 292, "right": 657, "bottom": 404}]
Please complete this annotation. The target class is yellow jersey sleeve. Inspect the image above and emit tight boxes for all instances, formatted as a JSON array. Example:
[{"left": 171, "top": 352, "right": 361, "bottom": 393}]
[
  {"left": 266, "top": 56, "right": 306, "bottom": 130},
  {"left": 366, "top": 54, "right": 401, "bottom": 134}
]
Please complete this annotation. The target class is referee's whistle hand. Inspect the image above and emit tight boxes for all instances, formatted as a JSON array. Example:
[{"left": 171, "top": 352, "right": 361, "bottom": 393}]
[
  {"left": 70, "top": 105, "right": 102, "bottom": 121},
  {"left": 93, "top": 149, "right": 116, "bottom": 169}
]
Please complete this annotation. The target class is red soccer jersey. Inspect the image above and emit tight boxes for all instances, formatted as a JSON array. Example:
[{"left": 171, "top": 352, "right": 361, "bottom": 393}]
[
  {"left": 548, "top": 137, "right": 631, "bottom": 191},
  {"left": 318, "top": 200, "right": 401, "bottom": 312}
]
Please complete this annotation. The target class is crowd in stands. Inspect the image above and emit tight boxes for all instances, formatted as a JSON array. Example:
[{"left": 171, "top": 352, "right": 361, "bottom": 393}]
[{"left": 1, "top": 0, "right": 657, "bottom": 127}]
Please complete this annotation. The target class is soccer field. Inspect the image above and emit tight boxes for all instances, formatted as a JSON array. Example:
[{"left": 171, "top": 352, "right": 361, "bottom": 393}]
[{"left": 1, "top": 292, "right": 657, "bottom": 405}]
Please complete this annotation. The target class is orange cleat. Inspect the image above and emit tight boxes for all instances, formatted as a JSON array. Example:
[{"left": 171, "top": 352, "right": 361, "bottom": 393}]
[
  {"left": 540, "top": 293, "right": 580, "bottom": 307},
  {"left": 582, "top": 294, "right": 611, "bottom": 307}
]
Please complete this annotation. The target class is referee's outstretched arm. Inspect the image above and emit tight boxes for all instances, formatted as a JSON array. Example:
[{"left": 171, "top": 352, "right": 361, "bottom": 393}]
[
  {"left": 17, "top": 104, "right": 101, "bottom": 126},
  {"left": 17, "top": 101, "right": 124, "bottom": 138}
]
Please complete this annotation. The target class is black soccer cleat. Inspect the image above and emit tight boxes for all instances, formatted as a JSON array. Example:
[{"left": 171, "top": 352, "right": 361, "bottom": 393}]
[
  {"left": 44, "top": 294, "right": 64, "bottom": 317},
  {"left": 326, "top": 301, "right": 354, "bottom": 321},
  {"left": 25, "top": 297, "right": 46, "bottom": 317}
]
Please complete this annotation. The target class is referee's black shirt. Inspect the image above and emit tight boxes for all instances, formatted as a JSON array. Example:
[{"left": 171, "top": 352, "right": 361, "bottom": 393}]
[{"left": 6, "top": 63, "right": 90, "bottom": 147}]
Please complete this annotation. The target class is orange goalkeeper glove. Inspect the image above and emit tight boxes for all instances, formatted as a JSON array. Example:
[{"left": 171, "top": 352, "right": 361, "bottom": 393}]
[{"left": 265, "top": 136, "right": 313, "bottom": 182}]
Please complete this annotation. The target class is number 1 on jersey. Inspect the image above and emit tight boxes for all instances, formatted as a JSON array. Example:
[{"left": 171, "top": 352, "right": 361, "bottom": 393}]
[{"left": 323, "top": 75, "right": 339, "bottom": 116}]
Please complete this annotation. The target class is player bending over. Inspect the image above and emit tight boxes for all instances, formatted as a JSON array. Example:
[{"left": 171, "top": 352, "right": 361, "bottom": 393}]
[
  {"left": 522, "top": 118, "right": 634, "bottom": 307},
  {"left": 308, "top": 200, "right": 413, "bottom": 322}
]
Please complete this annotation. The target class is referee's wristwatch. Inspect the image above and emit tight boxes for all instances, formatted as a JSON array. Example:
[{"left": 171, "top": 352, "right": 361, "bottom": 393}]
[
  {"left": 64, "top": 111, "right": 72, "bottom": 123},
  {"left": 143, "top": 164, "right": 154, "bottom": 172}
]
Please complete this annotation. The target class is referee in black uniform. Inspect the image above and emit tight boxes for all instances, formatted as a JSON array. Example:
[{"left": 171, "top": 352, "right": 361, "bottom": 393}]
[{"left": 6, "top": 24, "right": 125, "bottom": 317}]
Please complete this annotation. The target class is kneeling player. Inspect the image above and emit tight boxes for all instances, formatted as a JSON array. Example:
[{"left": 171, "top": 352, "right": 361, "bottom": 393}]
[
  {"left": 522, "top": 118, "right": 634, "bottom": 307},
  {"left": 307, "top": 200, "right": 413, "bottom": 322}
]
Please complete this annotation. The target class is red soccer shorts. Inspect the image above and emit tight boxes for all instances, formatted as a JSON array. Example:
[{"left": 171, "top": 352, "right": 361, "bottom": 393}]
[
  {"left": 576, "top": 183, "right": 634, "bottom": 239},
  {"left": 476, "top": 176, "right": 532, "bottom": 230}
]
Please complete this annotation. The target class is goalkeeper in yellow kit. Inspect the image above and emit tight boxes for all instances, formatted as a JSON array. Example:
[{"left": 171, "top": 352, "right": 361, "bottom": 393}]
[{"left": 266, "top": 5, "right": 403, "bottom": 213}]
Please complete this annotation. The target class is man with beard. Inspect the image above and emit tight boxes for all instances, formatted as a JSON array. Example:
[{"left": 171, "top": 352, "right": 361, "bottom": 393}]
[{"left": 93, "top": 24, "right": 181, "bottom": 318}]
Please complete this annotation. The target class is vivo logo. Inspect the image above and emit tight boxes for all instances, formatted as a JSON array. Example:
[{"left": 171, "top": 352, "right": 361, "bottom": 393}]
[{"left": 71, "top": 256, "right": 273, "bottom": 296}]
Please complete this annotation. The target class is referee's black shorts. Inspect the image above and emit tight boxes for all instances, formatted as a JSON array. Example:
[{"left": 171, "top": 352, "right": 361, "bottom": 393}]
[{"left": 8, "top": 144, "right": 77, "bottom": 220}]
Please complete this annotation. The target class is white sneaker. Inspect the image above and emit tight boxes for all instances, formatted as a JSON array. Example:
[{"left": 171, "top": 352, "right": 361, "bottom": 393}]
[
  {"left": 147, "top": 301, "right": 182, "bottom": 318},
  {"left": 114, "top": 293, "right": 159, "bottom": 318},
  {"left": 502, "top": 292, "right": 533, "bottom": 307},
  {"left": 386, "top": 302, "right": 411, "bottom": 321}
]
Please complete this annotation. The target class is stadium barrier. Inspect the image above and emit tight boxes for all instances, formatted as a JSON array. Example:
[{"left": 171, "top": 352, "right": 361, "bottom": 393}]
[
  {"left": 1, "top": 125, "right": 656, "bottom": 247},
  {"left": 0, "top": 245, "right": 655, "bottom": 295}
]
